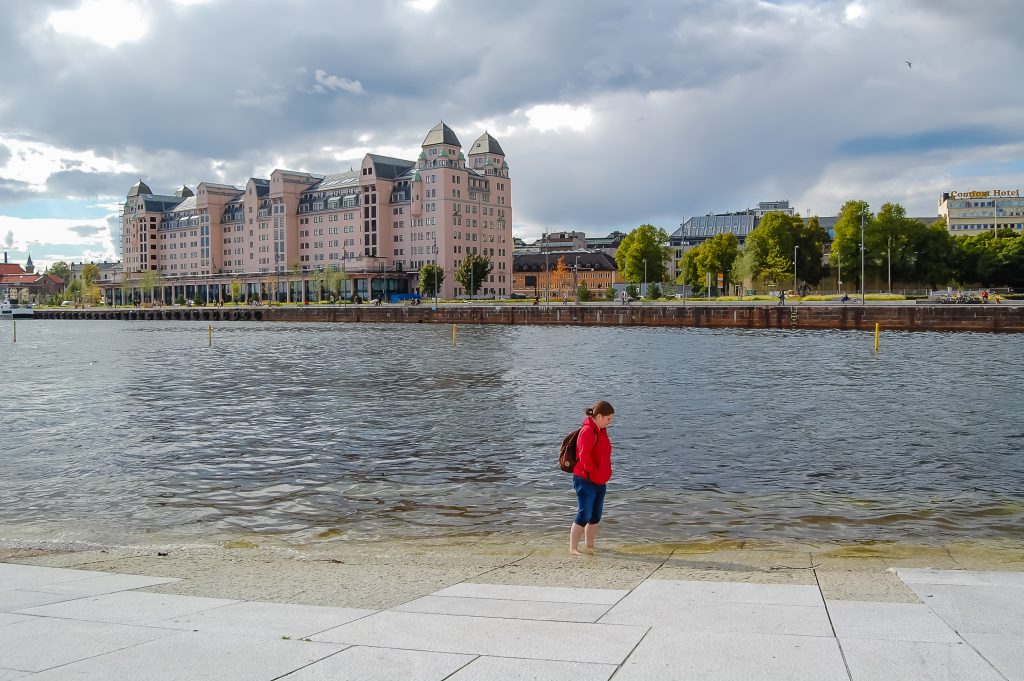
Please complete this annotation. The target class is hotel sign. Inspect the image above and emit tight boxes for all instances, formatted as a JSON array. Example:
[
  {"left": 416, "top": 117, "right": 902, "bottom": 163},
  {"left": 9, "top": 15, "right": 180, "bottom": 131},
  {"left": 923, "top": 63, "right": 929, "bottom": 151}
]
[{"left": 949, "top": 189, "right": 1020, "bottom": 199}]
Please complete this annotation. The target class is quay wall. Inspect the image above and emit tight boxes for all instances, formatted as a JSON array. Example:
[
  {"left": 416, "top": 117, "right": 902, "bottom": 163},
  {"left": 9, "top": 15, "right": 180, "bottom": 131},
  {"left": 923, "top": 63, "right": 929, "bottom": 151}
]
[{"left": 31, "top": 304, "right": 1024, "bottom": 332}]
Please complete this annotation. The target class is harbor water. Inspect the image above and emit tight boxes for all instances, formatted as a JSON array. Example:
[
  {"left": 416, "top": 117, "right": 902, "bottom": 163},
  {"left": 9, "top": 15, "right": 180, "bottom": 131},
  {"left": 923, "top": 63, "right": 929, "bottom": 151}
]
[{"left": 2, "top": 320, "right": 1022, "bottom": 547}]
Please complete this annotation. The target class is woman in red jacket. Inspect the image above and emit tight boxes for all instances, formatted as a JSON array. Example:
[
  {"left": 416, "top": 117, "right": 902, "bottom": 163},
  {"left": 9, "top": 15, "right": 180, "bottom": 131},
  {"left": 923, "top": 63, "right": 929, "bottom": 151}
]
[{"left": 570, "top": 400, "right": 615, "bottom": 555}]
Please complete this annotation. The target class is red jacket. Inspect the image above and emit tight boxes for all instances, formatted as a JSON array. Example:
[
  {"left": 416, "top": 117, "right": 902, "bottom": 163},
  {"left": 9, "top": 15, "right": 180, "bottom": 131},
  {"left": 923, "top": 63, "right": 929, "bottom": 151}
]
[{"left": 573, "top": 416, "right": 612, "bottom": 484}]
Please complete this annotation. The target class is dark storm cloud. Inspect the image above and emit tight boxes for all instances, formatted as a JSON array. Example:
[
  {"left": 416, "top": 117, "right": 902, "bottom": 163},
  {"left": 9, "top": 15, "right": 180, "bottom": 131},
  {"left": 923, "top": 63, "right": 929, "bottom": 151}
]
[
  {"left": 45, "top": 169, "right": 142, "bottom": 199},
  {"left": 1, "top": 0, "right": 1023, "bottom": 238}
]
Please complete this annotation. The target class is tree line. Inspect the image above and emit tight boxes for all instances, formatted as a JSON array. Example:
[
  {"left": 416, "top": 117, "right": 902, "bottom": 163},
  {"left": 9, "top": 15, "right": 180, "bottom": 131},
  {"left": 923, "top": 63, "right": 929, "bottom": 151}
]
[{"left": 614, "top": 202, "right": 1024, "bottom": 296}]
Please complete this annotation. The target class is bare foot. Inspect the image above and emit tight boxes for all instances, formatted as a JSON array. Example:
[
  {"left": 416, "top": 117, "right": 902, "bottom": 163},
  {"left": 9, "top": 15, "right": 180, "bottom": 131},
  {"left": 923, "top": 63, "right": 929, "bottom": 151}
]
[
  {"left": 569, "top": 547, "right": 582, "bottom": 556},
  {"left": 586, "top": 545, "right": 596, "bottom": 552}
]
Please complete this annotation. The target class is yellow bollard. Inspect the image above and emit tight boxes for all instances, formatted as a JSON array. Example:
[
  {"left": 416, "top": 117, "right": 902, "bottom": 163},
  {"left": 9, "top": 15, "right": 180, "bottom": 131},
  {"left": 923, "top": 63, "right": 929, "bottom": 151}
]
[
  {"left": 874, "top": 322, "right": 880, "bottom": 353},
  {"left": 452, "top": 323, "right": 457, "bottom": 348},
  {"left": 208, "top": 324, "right": 212, "bottom": 347}
]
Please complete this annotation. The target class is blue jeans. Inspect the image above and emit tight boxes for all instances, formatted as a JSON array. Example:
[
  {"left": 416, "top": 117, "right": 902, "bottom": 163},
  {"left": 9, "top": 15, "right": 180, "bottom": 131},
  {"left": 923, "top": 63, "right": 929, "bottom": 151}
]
[{"left": 573, "top": 474, "right": 606, "bottom": 526}]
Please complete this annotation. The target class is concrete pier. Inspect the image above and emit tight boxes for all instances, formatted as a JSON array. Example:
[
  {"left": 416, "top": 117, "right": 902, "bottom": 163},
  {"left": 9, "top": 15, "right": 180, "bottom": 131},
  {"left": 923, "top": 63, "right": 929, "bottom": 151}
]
[{"left": 31, "top": 303, "right": 1024, "bottom": 332}]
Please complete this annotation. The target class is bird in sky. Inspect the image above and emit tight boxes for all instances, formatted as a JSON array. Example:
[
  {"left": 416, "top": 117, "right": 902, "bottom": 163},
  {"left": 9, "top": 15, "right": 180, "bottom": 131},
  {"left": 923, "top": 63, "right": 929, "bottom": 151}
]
[{"left": 906, "top": 60, "right": 912, "bottom": 68}]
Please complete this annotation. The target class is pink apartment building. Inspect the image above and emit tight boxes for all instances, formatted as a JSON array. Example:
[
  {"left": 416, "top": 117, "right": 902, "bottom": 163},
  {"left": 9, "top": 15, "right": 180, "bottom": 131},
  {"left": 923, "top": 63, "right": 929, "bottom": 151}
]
[{"left": 118, "top": 122, "right": 512, "bottom": 302}]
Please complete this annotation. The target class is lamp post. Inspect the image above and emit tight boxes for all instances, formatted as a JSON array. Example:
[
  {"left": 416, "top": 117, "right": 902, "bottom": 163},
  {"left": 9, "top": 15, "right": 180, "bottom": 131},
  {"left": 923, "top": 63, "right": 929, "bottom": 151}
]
[
  {"left": 643, "top": 258, "right": 647, "bottom": 298},
  {"left": 432, "top": 233, "right": 439, "bottom": 306},
  {"left": 793, "top": 245, "right": 799, "bottom": 297},
  {"left": 681, "top": 240, "right": 687, "bottom": 307},
  {"left": 860, "top": 212, "right": 865, "bottom": 306},
  {"left": 543, "top": 232, "right": 550, "bottom": 305},
  {"left": 837, "top": 249, "right": 842, "bottom": 295},
  {"left": 887, "top": 235, "right": 892, "bottom": 294},
  {"left": 574, "top": 255, "right": 580, "bottom": 300}
]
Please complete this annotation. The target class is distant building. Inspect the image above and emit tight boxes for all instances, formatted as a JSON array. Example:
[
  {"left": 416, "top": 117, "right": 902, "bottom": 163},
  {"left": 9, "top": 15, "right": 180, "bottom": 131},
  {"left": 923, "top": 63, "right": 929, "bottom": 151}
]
[
  {"left": 512, "top": 250, "right": 621, "bottom": 298},
  {"left": 585, "top": 230, "right": 628, "bottom": 257},
  {"left": 0, "top": 253, "right": 64, "bottom": 300},
  {"left": 938, "top": 189, "right": 1024, "bottom": 235},
  {"left": 118, "top": 122, "right": 512, "bottom": 302}
]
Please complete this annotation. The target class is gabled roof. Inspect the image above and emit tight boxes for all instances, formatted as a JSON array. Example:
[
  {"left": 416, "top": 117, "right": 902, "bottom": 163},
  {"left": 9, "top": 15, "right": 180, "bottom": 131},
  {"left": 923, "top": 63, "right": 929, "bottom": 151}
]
[
  {"left": 469, "top": 131, "right": 504, "bottom": 156},
  {"left": 422, "top": 121, "right": 461, "bottom": 148},
  {"left": 512, "top": 251, "right": 617, "bottom": 272},
  {"left": 0, "top": 263, "right": 26, "bottom": 275},
  {"left": 171, "top": 196, "right": 198, "bottom": 212}
]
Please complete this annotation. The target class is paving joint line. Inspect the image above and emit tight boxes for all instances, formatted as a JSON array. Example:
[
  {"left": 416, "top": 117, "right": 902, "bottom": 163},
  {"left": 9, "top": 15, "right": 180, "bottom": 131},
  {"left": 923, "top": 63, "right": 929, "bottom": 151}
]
[{"left": 812, "top": 565, "right": 855, "bottom": 681}]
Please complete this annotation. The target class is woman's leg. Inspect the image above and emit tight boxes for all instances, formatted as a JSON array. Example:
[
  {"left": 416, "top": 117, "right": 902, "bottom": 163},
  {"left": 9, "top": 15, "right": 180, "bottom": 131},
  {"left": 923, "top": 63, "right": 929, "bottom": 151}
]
[
  {"left": 571, "top": 476, "right": 596, "bottom": 555},
  {"left": 586, "top": 485, "right": 607, "bottom": 549},
  {"left": 569, "top": 523, "right": 585, "bottom": 555}
]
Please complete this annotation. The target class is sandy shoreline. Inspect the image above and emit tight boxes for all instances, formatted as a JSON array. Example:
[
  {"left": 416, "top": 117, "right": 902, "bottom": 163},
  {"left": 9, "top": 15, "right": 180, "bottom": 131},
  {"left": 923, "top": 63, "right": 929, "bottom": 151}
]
[{"left": 3, "top": 535, "right": 1022, "bottom": 610}]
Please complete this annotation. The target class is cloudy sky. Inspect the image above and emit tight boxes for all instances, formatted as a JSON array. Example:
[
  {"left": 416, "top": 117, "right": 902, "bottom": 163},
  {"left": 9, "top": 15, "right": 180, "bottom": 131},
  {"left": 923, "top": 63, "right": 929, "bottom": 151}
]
[{"left": 1, "top": 0, "right": 1022, "bottom": 270}]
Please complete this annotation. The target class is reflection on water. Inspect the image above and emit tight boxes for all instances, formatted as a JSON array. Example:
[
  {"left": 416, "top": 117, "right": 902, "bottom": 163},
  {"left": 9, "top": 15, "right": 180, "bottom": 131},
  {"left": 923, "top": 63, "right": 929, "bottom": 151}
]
[{"left": 2, "top": 320, "right": 1022, "bottom": 547}]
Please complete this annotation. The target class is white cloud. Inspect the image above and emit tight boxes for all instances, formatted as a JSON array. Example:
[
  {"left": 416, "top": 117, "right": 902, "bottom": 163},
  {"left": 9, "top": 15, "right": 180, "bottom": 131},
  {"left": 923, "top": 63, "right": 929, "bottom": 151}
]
[
  {"left": 844, "top": 2, "right": 867, "bottom": 24},
  {"left": 46, "top": 0, "right": 148, "bottom": 49},
  {"left": 0, "top": 134, "right": 136, "bottom": 193},
  {"left": 407, "top": 0, "right": 440, "bottom": 12},
  {"left": 524, "top": 104, "right": 593, "bottom": 133},
  {"left": 313, "top": 69, "right": 365, "bottom": 96},
  {"left": 0, "top": 214, "right": 116, "bottom": 263}
]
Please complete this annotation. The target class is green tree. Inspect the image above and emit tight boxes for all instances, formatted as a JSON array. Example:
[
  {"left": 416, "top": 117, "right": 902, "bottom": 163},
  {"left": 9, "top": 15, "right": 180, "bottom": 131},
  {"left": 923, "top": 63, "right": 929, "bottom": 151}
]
[
  {"left": 230, "top": 278, "right": 242, "bottom": 305},
  {"left": 290, "top": 264, "right": 303, "bottom": 303},
  {"left": 576, "top": 282, "right": 592, "bottom": 302},
  {"left": 327, "top": 269, "right": 349, "bottom": 301},
  {"left": 603, "top": 285, "right": 617, "bottom": 301},
  {"left": 907, "top": 218, "right": 955, "bottom": 289},
  {"left": 745, "top": 212, "right": 827, "bottom": 290},
  {"left": 684, "top": 231, "right": 741, "bottom": 294},
  {"left": 49, "top": 261, "right": 72, "bottom": 284},
  {"left": 830, "top": 200, "right": 873, "bottom": 290},
  {"left": 647, "top": 282, "right": 663, "bottom": 300},
  {"left": 680, "top": 245, "right": 704, "bottom": 295},
  {"left": 139, "top": 269, "right": 161, "bottom": 304},
  {"left": 455, "top": 253, "right": 493, "bottom": 298},
  {"left": 625, "top": 284, "right": 640, "bottom": 300},
  {"left": 312, "top": 268, "right": 327, "bottom": 303},
  {"left": 81, "top": 262, "right": 101, "bottom": 289},
  {"left": 615, "top": 224, "right": 671, "bottom": 285},
  {"left": 418, "top": 264, "right": 445, "bottom": 298}
]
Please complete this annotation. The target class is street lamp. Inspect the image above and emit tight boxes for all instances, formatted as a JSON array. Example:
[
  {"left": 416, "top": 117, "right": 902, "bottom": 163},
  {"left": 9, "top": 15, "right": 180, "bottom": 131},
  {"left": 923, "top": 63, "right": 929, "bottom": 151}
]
[
  {"left": 543, "top": 232, "right": 550, "bottom": 305},
  {"left": 793, "top": 245, "right": 799, "bottom": 297},
  {"left": 432, "top": 233, "right": 439, "bottom": 306},
  {"left": 860, "top": 212, "right": 866, "bottom": 306},
  {"left": 837, "top": 249, "right": 842, "bottom": 295},
  {"left": 643, "top": 258, "right": 647, "bottom": 299},
  {"left": 887, "top": 235, "right": 892, "bottom": 294}
]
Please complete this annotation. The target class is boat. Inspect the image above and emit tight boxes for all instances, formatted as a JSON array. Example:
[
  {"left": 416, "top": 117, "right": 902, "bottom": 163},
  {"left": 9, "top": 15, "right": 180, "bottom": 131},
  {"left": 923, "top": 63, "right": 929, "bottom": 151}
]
[{"left": 1, "top": 298, "right": 33, "bottom": 319}]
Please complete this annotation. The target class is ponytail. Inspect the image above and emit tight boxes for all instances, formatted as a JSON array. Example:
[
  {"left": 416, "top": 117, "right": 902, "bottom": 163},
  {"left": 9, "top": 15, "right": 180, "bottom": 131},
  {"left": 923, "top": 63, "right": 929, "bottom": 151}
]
[{"left": 585, "top": 400, "right": 615, "bottom": 418}]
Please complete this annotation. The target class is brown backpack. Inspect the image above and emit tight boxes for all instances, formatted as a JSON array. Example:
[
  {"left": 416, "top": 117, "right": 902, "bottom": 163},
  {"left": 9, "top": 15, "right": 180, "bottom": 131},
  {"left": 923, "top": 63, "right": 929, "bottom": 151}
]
[{"left": 559, "top": 427, "right": 583, "bottom": 472}]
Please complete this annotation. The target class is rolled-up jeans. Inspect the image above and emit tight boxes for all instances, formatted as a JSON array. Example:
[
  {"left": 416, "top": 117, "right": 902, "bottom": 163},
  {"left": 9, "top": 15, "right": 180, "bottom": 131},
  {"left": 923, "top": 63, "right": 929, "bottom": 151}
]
[{"left": 573, "top": 474, "right": 606, "bottom": 525}]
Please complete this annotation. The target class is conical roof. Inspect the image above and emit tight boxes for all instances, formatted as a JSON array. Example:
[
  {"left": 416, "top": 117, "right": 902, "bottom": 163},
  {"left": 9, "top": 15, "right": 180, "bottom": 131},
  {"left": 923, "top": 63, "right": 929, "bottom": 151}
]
[
  {"left": 175, "top": 185, "right": 194, "bottom": 198},
  {"left": 469, "top": 131, "right": 505, "bottom": 156},
  {"left": 422, "top": 121, "right": 461, "bottom": 147},
  {"left": 127, "top": 179, "right": 152, "bottom": 197}
]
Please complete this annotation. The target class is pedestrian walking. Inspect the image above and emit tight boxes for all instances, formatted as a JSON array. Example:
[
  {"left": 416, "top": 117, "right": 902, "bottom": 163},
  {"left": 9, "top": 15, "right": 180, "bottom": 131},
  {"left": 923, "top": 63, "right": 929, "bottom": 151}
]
[
  {"left": 570, "top": 400, "right": 615, "bottom": 555},
  {"left": 777, "top": 290, "right": 786, "bottom": 306}
]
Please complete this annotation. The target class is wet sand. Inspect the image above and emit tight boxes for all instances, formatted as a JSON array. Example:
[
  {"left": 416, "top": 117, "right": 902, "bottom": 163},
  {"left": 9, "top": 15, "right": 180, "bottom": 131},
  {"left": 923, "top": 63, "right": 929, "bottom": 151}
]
[{"left": 3, "top": 535, "right": 1022, "bottom": 610}]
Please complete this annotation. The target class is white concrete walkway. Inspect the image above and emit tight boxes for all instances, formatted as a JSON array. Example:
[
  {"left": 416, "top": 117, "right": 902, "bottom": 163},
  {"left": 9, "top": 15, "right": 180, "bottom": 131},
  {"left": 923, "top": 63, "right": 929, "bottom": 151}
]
[{"left": 0, "top": 563, "right": 1020, "bottom": 680}]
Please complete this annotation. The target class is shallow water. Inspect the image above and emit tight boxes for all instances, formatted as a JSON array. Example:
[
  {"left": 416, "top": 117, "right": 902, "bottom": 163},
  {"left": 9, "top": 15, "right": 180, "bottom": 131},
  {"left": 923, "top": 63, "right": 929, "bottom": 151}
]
[{"left": 2, "top": 320, "right": 1022, "bottom": 547}]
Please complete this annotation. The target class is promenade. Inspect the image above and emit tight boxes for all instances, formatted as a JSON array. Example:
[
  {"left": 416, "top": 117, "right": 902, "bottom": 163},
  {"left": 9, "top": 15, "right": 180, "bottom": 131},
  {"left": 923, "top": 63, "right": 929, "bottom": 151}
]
[{"left": 1, "top": 551, "right": 1020, "bottom": 679}]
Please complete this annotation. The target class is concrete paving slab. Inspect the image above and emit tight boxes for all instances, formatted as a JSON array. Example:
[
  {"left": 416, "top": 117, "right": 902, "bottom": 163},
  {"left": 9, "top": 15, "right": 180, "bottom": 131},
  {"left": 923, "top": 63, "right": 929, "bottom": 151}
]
[
  {"left": 16, "top": 590, "right": 238, "bottom": 625},
  {"left": 23, "top": 572, "right": 180, "bottom": 597},
  {"left": 828, "top": 601, "right": 961, "bottom": 643},
  {"left": 0, "top": 669, "right": 29, "bottom": 680},
  {"left": 0, "top": 564, "right": 105, "bottom": 590},
  {"left": 394, "top": 594, "right": 612, "bottom": 622},
  {"left": 432, "top": 582, "right": 626, "bottom": 604},
  {"left": 606, "top": 578, "right": 822, "bottom": 606},
  {"left": 24, "top": 631, "right": 345, "bottom": 681},
  {"left": 276, "top": 646, "right": 474, "bottom": 680},
  {"left": 0, "top": 614, "right": 31, "bottom": 628},
  {"left": 961, "top": 632, "right": 1024, "bottom": 681},
  {"left": 841, "top": 637, "right": 1005, "bottom": 681},
  {"left": 613, "top": 628, "right": 848, "bottom": 681},
  {"left": 898, "top": 568, "right": 1024, "bottom": 588},
  {"left": 311, "top": 611, "right": 647, "bottom": 664},
  {"left": 601, "top": 598, "right": 833, "bottom": 637},
  {"left": 0, "top": 617, "right": 178, "bottom": 673},
  {"left": 445, "top": 655, "right": 617, "bottom": 680},
  {"left": 157, "top": 600, "right": 375, "bottom": 639},
  {"left": 906, "top": 583, "right": 1024, "bottom": 637},
  {"left": 0, "top": 589, "right": 80, "bottom": 612}
]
